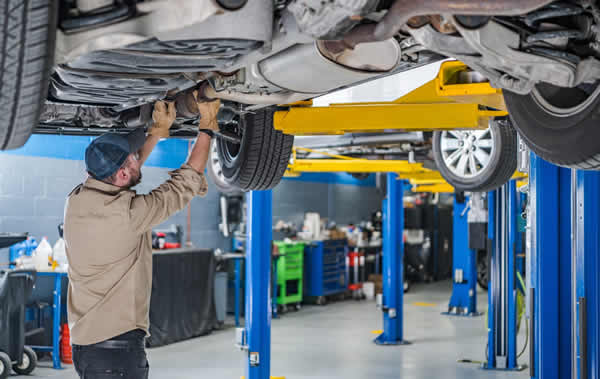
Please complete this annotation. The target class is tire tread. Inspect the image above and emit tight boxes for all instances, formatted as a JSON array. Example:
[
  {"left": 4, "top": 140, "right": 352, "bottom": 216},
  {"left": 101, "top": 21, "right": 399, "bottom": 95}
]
[
  {"left": 224, "top": 108, "right": 294, "bottom": 191},
  {"left": 0, "top": 0, "right": 55, "bottom": 150}
]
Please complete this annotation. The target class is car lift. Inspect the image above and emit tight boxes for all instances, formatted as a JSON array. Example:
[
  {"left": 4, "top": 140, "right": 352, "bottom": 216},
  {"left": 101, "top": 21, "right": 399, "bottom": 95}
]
[
  {"left": 441, "top": 192, "right": 482, "bottom": 317},
  {"left": 237, "top": 61, "right": 520, "bottom": 379},
  {"left": 273, "top": 61, "right": 506, "bottom": 136},
  {"left": 529, "top": 154, "right": 600, "bottom": 379},
  {"left": 484, "top": 180, "right": 524, "bottom": 370}
]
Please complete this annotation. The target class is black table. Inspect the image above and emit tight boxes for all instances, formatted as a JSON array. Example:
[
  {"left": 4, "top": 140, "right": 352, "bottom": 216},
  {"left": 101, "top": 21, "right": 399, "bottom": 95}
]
[{"left": 147, "top": 248, "right": 217, "bottom": 348}]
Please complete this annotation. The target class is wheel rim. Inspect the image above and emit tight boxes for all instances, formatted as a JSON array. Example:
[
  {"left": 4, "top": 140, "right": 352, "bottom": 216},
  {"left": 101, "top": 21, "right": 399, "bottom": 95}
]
[
  {"left": 532, "top": 81, "right": 600, "bottom": 118},
  {"left": 439, "top": 129, "right": 494, "bottom": 179},
  {"left": 17, "top": 353, "right": 30, "bottom": 370},
  {"left": 210, "top": 140, "right": 229, "bottom": 185},
  {"left": 216, "top": 107, "right": 244, "bottom": 170},
  {"left": 0, "top": 359, "right": 4, "bottom": 374}
]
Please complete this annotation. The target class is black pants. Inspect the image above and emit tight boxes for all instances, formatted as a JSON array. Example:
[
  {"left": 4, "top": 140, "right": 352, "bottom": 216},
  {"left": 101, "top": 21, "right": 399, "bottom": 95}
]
[{"left": 73, "top": 329, "right": 149, "bottom": 379}]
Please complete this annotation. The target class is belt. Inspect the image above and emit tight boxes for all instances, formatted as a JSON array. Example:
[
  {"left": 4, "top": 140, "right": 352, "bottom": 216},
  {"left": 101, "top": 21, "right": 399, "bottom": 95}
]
[{"left": 75, "top": 338, "right": 145, "bottom": 350}]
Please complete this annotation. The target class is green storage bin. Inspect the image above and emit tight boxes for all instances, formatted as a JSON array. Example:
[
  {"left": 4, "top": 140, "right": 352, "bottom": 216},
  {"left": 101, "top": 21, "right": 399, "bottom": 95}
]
[{"left": 274, "top": 241, "right": 304, "bottom": 306}]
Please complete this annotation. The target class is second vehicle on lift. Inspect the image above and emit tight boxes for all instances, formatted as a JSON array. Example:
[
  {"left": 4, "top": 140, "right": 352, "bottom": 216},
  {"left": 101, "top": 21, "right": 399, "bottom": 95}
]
[{"left": 432, "top": 118, "right": 518, "bottom": 192}]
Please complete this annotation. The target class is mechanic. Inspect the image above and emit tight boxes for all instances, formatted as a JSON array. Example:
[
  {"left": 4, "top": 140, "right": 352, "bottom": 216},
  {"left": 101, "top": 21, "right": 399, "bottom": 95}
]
[{"left": 63, "top": 97, "right": 220, "bottom": 379}]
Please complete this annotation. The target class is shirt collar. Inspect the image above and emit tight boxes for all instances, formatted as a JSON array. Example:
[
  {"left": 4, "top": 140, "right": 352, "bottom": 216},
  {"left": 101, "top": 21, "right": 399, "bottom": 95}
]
[{"left": 83, "top": 176, "right": 127, "bottom": 195}]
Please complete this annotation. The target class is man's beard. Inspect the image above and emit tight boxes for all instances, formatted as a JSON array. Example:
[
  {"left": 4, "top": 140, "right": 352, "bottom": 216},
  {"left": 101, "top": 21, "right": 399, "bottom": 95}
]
[{"left": 126, "top": 170, "right": 142, "bottom": 189}]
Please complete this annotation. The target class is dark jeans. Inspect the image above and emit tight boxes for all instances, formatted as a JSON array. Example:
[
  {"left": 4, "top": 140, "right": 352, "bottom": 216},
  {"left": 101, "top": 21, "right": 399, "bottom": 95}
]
[{"left": 73, "top": 329, "right": 149, "bottom": 379}]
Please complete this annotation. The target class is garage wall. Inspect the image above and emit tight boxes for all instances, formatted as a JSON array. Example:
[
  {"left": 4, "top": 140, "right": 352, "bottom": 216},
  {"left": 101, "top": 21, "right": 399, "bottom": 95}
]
[
  {"left": 0, "top": 153, "right": 230, "bottom": 265},
  {"left": 273, "top": 180, "right": 332, "bottom": 230},
  {"left": 272, "top": 179, "right": 384, "bottom": 229},
  {"left": 0, "top": 136, "right": 384, "bottom": 265},
  {"left": 330, "top": 184, "right": 383, "bottom": 224}
]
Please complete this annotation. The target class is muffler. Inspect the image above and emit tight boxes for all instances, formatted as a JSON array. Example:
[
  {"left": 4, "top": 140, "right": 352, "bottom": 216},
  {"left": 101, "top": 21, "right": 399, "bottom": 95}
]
[{"left": 198, "top": 38, "right": 401, "bottom": 104}]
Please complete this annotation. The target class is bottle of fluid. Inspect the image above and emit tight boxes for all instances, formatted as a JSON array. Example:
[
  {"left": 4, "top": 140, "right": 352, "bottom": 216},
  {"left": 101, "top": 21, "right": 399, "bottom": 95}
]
[
  {"left": 52, "top": 237, "right": 68, "bottom": 271},
  {"left": 33, "top": 237, "right": 52, "bottom": 271}
]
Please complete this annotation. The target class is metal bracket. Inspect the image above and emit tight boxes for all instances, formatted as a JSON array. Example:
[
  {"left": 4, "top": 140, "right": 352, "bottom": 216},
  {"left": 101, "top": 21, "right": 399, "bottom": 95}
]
[{"left": 496, "top": 356, "right": 508, "bottom": 369}]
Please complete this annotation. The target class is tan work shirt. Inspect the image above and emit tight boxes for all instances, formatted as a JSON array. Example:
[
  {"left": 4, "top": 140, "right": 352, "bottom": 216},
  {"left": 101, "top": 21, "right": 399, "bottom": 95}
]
[{"left": 64, "top": 164, "right": 207, "bottom": 345}]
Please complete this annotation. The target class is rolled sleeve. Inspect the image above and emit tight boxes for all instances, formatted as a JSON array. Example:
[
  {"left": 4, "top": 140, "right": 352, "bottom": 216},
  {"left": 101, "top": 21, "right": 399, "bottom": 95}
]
[{"left": 129, "top": 164, "right": 208, "bottom": 233}]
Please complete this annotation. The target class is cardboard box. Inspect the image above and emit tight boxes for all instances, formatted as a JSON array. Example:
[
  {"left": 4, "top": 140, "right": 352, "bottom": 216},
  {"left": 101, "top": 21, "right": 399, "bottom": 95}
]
[
  {"left": 368, "top": 274, "right": 383, "bottom": 295},
  {"left": 328, "top": 229, "right": 346, "bottom": 240}
]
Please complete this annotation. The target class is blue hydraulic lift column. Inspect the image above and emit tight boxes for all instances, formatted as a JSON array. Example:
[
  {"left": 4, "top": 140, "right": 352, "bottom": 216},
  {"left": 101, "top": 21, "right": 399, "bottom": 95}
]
[
  {"left": 529, "top": 153, "right": 572, "bottom": 379},
  {"left": 443, "top": 194, "right": 480, "bottom": 316},
  {"left": 574, "top": 170, "right": 600, "bottom": 379},
  {"left": 244, "top": 190, "right": 272, "bottom": 379},
  {"left": 375, "top": 173, "right": 409, "bottom": 345},
  {"left": 484, "top": 180, "right": 521, "bottom": 371}
]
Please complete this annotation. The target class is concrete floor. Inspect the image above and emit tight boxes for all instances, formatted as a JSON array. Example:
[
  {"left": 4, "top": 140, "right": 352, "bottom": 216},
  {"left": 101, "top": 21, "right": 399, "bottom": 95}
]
[{"left": 28, "top": 281, "right": 529, "bottom": 379}]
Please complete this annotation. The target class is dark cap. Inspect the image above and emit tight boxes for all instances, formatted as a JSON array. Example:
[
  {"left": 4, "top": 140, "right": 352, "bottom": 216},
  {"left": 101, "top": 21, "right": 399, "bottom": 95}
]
[{"left": 85, "top": 129, "right": 145, "bottom": 180}]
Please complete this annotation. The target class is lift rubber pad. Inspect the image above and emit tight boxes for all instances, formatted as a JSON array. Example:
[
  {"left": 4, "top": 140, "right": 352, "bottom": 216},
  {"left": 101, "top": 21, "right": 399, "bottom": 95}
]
[{"left": 147, "top": 248, "right": 217, "bottom": 348}]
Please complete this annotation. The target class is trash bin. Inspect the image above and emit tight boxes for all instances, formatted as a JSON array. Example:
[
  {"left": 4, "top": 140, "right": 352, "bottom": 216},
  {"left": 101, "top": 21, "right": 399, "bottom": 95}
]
[
  {"left": 214, "top": 272, "right": 228, "bottom": 326},
  {"left": 0, "top": 269, "right": 37, "bottom": 378}
]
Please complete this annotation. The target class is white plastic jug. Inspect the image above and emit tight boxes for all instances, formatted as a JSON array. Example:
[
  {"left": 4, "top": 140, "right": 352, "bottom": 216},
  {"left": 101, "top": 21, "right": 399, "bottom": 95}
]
[
  {"left": 33, "top": 237, "right": 52, "bottom": 271},
  {"left": 52, "top": 238, "right": 68, "bottom": 271},
  {"left": 52, "top": 237, "right": 68, "bottom": 271}
]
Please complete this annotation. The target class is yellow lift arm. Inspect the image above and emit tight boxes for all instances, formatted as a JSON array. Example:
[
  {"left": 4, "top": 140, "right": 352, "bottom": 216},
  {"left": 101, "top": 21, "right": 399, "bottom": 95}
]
[
  {"left": 286, "top": 147, "right": 455, "bottom": 193},
  {"left": 280, "top": 61, "right": 515, "bottom": 193},
  {"left": 274, "top": 61, "right": 508, "bottom": 136},
  {"left": 413, "top": 183, "right": 456, "bottom": 193}
]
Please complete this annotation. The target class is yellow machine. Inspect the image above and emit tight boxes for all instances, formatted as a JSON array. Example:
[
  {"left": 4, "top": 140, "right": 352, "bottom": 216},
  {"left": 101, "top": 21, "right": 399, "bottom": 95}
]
[{"left": 279, "top": 61, "right": 521, "bottom": 193}]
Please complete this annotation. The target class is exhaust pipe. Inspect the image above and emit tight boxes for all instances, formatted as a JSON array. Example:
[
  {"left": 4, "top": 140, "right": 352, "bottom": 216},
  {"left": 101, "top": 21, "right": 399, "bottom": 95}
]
[
  {"left": 198, "top": 82, "right": 314, "bottom": 105},
  {"left": 326, "top": 0, "right": 555, "bottom": 53}
]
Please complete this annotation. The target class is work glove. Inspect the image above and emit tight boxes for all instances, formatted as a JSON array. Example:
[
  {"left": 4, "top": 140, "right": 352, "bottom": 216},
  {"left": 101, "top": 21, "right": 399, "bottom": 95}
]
[
  {"left": 193, "top": 90, "right": 221, "bottom": 131},
  {"left": 148, "top": 101, "right": 176, "bottom": 138}
]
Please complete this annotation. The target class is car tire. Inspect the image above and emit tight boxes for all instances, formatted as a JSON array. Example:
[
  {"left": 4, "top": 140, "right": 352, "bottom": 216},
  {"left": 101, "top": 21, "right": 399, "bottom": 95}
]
[
  {"left": 404, "top": 207, "right": 422, "bottom": 229},
  {"left": 218, "top": 108, "right": 294, "bottom": 191},
  {"left": 0, "top": 0, "right": 56, "bottom": 150},
  {"left": 12, "top": 346, "right": 37, "bottom": 375},
  {"left": 503, "top": 82, "right": 600, "bottom": 169},
  {"left": 432, "top": 119, "right": 517, "bottom": 192},
  {"left": 477, "top": 249, "right": 488, "bottom": 291},
  {"left": 0, "top": 351, "right": 11, "bottom": 379},
  {"left": 350, "top": 173, "right": 369, "bottom": 180}
]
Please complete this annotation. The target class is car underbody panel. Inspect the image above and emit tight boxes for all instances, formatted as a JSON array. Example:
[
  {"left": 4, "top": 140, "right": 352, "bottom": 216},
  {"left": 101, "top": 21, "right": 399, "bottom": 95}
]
[{"left": 36, "top": 0, "right": 600, "bottom": 140}]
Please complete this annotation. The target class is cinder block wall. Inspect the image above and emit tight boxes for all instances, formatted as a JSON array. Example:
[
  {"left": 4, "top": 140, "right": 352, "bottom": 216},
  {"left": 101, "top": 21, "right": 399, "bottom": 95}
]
[{"left": 0, "top": 136, "right": 383, "bottom": 265}]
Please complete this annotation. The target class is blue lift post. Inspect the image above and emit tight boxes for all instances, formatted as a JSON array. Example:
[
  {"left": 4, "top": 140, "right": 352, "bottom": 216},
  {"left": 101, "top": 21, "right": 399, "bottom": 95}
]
[
  {"left": 528, "top": 153, "right": 572, "bottom": 379},
  {"left": 244, "top": 190, "right": 273, "bottom": 379},
  {"left": 443, "top": 194, "right": 480, "bottom": 317},
  {"left": 374, "top": 173, "right": 409, "bottom": 345},
  {"left": 574, "top": 170, "right": 600, "bottom": 379},
  {"left": 484, "top": 180, "right": 522, "bottom": 371}
]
